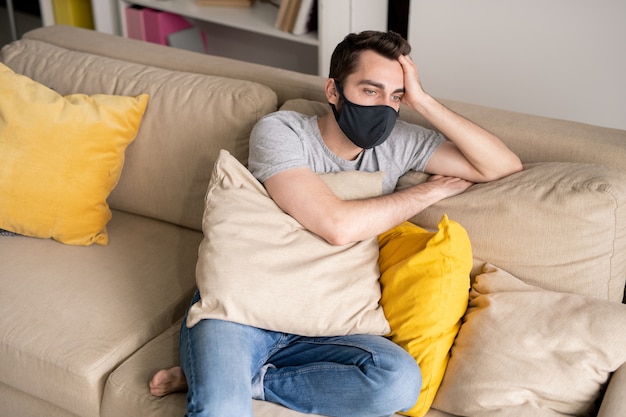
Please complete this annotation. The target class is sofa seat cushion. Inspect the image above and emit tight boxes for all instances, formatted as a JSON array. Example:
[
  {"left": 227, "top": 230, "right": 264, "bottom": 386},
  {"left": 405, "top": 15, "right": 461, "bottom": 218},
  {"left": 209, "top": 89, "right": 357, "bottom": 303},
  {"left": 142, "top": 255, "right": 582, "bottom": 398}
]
[
  {"left": 1, "top": 38, "right": 278, "bottom": 232},
  {"left": 101, "top": 321, "right": 457, "bottom": 417},
  {"left": 0, "top": 210, "right": 202, "bottom": 417},
  {"left": 0, "top": 382, "right": 79, "bottom": 417}
]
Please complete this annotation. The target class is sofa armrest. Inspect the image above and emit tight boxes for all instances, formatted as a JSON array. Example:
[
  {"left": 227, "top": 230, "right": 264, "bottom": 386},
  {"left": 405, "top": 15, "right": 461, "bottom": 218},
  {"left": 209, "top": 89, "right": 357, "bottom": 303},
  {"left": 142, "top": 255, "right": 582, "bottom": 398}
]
[{"left": 598, "top": 364, "right": 626, "bottom": 417}]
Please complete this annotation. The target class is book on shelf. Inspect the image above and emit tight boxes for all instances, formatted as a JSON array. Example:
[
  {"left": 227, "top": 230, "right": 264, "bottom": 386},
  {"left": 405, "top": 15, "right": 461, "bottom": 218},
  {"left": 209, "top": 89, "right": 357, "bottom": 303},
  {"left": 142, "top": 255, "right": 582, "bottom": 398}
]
[
  {"left": 274, "top": 0, "right": 301, "bottom": 32},
  {"left": 291, "top": 0, "right": 316, "bottom": 35},
  {"left": 125, "top": 5, "right": 149, "bottom": 41},
  {"left": 196, "top": 0, "right": 254, "bottom": 7},
  {"left": 124, "top": 5, "right": 199, "bottom": 48}
]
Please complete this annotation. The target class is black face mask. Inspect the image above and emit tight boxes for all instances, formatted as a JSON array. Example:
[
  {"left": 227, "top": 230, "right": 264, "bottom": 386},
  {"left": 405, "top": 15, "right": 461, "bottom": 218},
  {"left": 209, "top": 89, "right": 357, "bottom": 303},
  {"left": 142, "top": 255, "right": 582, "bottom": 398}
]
[{"left": 330, "top": 80, "right": 399, "bottom": 149}]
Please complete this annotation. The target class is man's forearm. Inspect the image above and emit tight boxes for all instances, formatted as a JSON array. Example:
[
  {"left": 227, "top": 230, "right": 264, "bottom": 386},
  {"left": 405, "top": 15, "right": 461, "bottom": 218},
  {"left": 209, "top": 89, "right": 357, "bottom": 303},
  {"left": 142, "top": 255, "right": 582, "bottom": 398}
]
[
  {"left": 322, "top": 176, "right": 473, "bottom": 246},
  {"left": 411, "top": 94, "right": 522, "bottom": 181}
]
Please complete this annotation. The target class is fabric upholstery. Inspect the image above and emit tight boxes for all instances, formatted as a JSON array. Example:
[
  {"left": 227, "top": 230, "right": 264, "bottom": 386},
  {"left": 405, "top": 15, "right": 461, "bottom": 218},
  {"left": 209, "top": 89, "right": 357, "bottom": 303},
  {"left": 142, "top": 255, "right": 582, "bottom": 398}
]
[
  {"left": 0, "top": 211, "right": 201, "bottom": 417},
  {"left": 598, "top": 364, "right": 626, "bottom": 417}
]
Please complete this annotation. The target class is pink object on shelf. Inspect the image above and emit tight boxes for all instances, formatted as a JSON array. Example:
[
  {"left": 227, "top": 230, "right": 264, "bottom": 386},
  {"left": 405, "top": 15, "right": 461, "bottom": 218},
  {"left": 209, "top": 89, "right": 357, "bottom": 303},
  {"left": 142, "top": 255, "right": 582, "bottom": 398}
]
[
  {"left": 144, "top": 9, "right": 193, "bottom": 45},
  {"left": 124, "top": 5, "right": 149, "bottom": 41},
  {"left": 124, "top": 6, "right": 193, "bottom": 46}
]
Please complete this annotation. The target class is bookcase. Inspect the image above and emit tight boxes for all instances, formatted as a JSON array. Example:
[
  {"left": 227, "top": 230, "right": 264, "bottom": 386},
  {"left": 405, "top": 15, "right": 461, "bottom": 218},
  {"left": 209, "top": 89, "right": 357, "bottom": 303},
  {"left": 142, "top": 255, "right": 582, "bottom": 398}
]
[
  {"left": 116, "top": 0, "right": 389, "bottom": 76},
  {"left": 38, "top": 0, "right": 387, "bottom": 75}
]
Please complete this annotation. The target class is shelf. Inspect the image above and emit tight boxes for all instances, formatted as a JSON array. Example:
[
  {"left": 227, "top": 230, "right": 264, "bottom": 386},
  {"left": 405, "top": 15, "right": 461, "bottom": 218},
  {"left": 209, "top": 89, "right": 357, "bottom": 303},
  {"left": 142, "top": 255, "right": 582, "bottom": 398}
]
[{"left": 120, "top": 0, "right": 318, "bottom": 46}]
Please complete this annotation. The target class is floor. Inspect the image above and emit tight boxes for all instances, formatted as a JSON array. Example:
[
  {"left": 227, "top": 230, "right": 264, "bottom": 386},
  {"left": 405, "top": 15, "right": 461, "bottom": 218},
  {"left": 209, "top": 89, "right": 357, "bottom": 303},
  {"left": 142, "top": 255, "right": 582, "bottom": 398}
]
[{"left": 0, "top": 5, "right": 43, "bottom": 49}]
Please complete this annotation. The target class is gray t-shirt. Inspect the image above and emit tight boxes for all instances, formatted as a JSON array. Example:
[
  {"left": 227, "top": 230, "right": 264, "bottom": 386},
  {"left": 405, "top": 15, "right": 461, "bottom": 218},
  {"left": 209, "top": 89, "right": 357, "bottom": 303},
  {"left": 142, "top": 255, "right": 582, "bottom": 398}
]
[{"left": 248, "top": 111, "right": 446, "bottom": 194}]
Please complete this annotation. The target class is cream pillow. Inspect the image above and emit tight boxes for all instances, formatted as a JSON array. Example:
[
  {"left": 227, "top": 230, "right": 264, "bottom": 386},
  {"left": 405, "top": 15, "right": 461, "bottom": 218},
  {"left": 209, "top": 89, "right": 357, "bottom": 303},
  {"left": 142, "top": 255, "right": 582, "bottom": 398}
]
[
  {"left": 0, "top": 63, "right": 148, "bottom": 245},
  {"left": 433, "top": 264, "right": 626, "bottom": 417},
  {"left": 187, "top": 150, "right": 390, "bottom": 337}
]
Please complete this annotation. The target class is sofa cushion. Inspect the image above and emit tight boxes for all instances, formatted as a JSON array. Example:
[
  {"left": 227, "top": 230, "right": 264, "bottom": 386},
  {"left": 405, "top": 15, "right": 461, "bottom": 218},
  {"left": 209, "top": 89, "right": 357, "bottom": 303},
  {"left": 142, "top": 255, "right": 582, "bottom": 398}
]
[
  {"left": 0, "top": 211, "right": 201, "bottom": 417},
  {"left": 401, "top": 162, "right": 626, "bottom": 302},
  {"left": 433, "top": 264, "right": 626, "bottom": 417},
  {"left": 0, "top": 382, "right": 76, "bottom": 417},
  {"left": 0, "top": 63, "right": 148, "bottom": 245},
  {"left": 1, "top": 38, "right": 278, "bottom": 231},
  {"left": 378, "top": 216, "right": 472, "bottom": 417},
  {"left": 187, "top": 150, "right": 390, "bottom": 336}
]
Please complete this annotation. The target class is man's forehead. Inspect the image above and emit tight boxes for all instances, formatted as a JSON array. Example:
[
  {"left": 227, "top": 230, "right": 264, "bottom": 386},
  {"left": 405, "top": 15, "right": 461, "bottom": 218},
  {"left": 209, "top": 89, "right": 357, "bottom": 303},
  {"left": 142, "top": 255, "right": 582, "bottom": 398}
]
[{"left": 349, "top": 51, "right": 403, "bottom": 84}]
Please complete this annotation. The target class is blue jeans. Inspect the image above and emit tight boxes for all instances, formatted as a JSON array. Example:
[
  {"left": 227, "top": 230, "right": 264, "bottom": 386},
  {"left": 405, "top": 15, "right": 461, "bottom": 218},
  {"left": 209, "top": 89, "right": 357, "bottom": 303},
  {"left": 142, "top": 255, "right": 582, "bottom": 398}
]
[{"left": 180, "top": 290, "right": 421, "bottom": 417}]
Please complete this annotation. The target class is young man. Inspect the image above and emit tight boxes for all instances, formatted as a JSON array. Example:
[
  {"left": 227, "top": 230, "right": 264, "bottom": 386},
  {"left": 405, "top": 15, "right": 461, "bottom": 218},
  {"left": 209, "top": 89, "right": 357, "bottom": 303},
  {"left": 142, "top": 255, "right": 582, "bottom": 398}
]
[{"left": 151, "top": 31, "right": 522, "bottom": 417}]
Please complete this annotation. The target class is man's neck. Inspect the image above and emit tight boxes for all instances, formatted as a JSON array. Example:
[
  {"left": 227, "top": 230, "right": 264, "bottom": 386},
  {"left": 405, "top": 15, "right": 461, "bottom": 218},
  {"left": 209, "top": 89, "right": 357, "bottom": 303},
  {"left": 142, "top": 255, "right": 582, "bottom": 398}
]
[{"left": 317, "top": 113, "right": 363, "bottom": 161}]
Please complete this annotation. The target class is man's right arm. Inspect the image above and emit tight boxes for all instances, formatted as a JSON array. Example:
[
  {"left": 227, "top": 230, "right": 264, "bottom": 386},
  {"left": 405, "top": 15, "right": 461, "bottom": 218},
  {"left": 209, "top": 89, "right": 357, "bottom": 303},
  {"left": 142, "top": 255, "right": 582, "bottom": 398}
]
[{"left": 263, "top": 167, "right": 472, "bottom": 246}]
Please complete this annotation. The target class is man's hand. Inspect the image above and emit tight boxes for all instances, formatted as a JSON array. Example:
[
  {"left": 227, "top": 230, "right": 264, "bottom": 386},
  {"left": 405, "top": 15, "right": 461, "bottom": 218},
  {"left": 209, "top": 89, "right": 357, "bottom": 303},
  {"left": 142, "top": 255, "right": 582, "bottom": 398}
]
[
  {"left": 398, "top": 54, "right": 429, "bottom": 111},
  {"left": 397, "top": 55, "right": 523, "bottom": 183},
  {"left": 424, "top": 174, "right": 474, "bottom": 200}
]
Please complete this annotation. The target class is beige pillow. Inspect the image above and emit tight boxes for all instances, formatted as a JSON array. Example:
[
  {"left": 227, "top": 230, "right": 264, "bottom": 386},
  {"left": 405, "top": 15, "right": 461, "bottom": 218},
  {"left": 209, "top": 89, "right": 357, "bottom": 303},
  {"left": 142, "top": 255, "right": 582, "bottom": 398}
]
[
  {"left": 404, "top": 162, "right": 626, "bottom": 302},
  {"left": 433, "top": 264, "right": 626, "bottom": 417},
  {"left": 187, "top": 150, "right": 390, "bottom": 337}
]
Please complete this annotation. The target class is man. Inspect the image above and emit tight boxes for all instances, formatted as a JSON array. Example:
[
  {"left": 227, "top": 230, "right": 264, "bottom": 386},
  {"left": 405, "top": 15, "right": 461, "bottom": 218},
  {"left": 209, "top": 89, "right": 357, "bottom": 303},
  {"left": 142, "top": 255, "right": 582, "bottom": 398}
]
[{"left": 151, "top": 31, "right": 522, "bottom": 417}]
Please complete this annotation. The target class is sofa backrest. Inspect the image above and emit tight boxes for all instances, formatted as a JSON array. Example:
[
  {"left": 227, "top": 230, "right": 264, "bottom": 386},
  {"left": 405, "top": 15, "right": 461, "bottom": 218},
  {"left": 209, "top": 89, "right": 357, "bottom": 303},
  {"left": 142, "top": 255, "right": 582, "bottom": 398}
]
[
  {"left": 22, "top": 25, "right": 328, "bottom": 108},
  {"left": 1, "top": 38, "right": 277, "bottom": 231}
]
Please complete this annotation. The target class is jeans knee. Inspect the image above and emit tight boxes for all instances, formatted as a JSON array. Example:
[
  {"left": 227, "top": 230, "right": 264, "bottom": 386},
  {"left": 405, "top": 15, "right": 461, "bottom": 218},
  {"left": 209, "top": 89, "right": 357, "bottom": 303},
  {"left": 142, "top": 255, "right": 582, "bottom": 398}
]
[
  {"left": 384, "top": 354, "right": 421, "bottom": 412},
  {"left": 360, "top": 349, "right": 421, "bottom": 415},
  {"left": 393, "top": 358, "right": 422, "bottom": 412}
]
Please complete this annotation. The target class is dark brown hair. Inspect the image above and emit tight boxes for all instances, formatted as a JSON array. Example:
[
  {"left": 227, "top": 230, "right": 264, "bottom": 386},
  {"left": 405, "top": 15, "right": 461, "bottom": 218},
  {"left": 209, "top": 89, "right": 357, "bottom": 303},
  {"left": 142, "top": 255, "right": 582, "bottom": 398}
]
[{"left": 328, "top": 31, "right": 411, "bottom": 84}]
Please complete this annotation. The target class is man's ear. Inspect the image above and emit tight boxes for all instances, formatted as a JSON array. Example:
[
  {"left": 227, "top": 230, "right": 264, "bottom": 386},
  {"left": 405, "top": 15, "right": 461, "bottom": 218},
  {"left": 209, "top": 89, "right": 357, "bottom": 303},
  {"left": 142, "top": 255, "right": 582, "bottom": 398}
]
[{"left": 325, "top": 78, "right": 339, "bottom": 105}]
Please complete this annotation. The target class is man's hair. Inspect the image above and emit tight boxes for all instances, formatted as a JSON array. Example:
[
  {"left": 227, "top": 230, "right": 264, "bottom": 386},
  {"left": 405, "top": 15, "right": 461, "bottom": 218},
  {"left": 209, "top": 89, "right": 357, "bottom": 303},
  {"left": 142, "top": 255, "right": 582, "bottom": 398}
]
[{"left": 328, "top": 31, "right": 411, "bottom": 84}]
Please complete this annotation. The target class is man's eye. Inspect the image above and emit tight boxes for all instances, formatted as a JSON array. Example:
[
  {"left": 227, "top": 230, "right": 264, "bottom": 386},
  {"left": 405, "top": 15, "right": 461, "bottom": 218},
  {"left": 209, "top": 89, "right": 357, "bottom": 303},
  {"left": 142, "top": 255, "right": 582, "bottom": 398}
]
[
  {"left": 365, "top": 89, "right": 376, "bottom": 96},
  {"left": 391, "top": 95, "right": 402, "bottom": 102}
]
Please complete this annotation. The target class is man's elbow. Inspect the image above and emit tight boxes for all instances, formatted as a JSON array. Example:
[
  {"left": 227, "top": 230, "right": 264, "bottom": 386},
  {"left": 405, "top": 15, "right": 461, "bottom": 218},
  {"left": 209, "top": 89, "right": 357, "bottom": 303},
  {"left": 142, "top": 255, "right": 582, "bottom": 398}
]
[
  {"left": 320, "top": 228, "right": 354, "bottom": 247},
  {"left": 481, "top": 158, "right": 523, "bottom": 182},
  {"left": 317, "top": 217, "right": 359, "bottom": 247}
]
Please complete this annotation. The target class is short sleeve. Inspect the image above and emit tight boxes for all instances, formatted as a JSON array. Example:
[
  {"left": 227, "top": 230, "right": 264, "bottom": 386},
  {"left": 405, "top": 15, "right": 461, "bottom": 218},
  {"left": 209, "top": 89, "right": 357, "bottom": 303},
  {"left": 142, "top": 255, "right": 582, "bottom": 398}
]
[{"left": 248, "top": 112, "right": 312, "bottom": 182}]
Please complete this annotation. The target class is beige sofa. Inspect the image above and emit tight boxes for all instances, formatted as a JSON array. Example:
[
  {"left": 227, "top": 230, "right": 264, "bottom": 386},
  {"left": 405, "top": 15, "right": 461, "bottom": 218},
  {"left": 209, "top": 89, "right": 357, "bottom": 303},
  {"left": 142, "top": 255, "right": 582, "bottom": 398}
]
[{"left": 1, "top": 25, "right": 625, "bottom": 417}]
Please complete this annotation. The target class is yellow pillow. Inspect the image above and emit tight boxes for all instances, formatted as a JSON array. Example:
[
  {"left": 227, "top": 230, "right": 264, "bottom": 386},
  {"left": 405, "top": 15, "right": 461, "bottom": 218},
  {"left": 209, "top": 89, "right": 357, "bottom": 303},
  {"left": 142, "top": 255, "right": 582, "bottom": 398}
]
[
  {"left": 378, "top": 215, "right": 472, "bottom": 417},
  {"left": 0, "top": 63, "right": 148, "bottom": 245}
]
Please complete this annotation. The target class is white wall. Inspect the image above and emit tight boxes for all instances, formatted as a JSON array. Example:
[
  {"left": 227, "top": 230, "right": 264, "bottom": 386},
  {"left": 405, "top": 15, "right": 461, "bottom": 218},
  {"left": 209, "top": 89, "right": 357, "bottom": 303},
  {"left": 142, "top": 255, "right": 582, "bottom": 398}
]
[{"left": 408, "top": 0, "right": 626, "bottom": 130}]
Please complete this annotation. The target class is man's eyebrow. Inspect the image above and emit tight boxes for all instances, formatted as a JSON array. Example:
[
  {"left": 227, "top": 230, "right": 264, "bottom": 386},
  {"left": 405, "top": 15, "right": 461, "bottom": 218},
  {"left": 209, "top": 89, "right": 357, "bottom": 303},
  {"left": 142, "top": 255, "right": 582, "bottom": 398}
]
[{"left": 357, "top": 79, "right": 405, "bottom": 94}]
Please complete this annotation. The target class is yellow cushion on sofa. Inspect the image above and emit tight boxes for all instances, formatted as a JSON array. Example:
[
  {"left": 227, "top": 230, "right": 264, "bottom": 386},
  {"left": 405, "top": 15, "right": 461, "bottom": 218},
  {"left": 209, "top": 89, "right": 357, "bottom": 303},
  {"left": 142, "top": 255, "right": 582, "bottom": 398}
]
[
  {"left": 378, "top": 215, "right": 472, "bottom": 417},
  {"left": 0, "top": 63, "right": 148, "bottom": 245}
]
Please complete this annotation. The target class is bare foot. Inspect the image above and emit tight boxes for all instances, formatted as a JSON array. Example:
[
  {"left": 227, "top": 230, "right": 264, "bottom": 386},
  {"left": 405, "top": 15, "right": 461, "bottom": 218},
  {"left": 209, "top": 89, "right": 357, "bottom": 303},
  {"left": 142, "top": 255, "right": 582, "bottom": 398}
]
[{"left": 149, "top": 366, "right": 188, "bottom": 396}]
